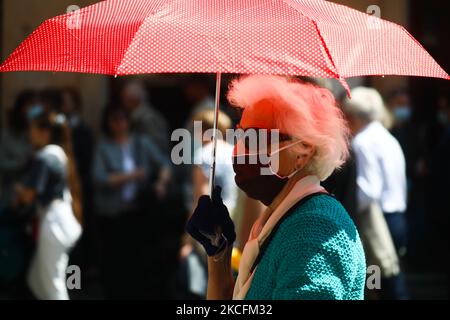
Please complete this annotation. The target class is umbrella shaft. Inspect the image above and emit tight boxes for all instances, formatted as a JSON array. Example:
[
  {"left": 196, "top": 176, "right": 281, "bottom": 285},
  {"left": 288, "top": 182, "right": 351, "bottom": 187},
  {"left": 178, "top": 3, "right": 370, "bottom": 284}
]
[{"left": 209, "top": 72, "right": 222, "bottom": 197}]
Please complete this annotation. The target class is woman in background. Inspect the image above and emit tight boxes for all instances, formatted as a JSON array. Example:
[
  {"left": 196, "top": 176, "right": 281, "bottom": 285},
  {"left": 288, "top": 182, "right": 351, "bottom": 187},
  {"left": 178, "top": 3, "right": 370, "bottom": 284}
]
[
  {"left": 0, "top": 90, "right": 37, "bottom": 298},
  {"left": 93, "top": 105, "right": 171, "bottom": 299},
  {"left": 0, "top": 90, "right": 36, "bottom": 210},
  {"left": 14, "top": 111, "right": 83, "bottom": 300},
  {"left": 180, "top": 110, "right": 239, "bottom": 299}
]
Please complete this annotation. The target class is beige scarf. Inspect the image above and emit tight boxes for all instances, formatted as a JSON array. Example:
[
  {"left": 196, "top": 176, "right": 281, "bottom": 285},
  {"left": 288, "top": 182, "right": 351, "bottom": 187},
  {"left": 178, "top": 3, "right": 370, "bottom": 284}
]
[{"left": 233, "top": 175, "right": 325, "bottom": 300}]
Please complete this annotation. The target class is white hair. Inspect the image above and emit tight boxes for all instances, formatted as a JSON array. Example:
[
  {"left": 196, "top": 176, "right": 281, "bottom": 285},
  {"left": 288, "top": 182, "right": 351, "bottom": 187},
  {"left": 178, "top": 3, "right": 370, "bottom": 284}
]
[
  {"left": 122, "top": 80, "right": 149, "bottom": 102},
  {"left": 343, "top": 86, "right": 393, "bottom": 129}
]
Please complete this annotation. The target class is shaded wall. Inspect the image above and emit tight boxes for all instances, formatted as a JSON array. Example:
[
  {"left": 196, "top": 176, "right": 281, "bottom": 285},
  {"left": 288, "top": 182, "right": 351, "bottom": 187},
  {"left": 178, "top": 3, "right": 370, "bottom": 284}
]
[{"left": 1, "top": 0, "right": 108, "bottom": 133}]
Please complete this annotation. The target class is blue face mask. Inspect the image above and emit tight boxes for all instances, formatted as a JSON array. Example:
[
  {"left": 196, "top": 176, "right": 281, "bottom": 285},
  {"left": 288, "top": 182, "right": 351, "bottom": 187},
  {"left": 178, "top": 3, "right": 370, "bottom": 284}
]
[
  {"left": 27, "top": 104, "right": 44, "bottom": 121},
  {"left": 393, "top": 106, "right": 411, "bottom": 122},
  {"left": 437, "top": 111, "right": 448, "bottom": 125}
]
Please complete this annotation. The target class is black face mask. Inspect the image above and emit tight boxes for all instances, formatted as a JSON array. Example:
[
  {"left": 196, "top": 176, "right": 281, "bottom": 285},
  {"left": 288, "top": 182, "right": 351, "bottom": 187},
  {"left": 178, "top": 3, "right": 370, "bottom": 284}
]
[{"left": 232, "top": 159, "right": 288, "bottom": 206}]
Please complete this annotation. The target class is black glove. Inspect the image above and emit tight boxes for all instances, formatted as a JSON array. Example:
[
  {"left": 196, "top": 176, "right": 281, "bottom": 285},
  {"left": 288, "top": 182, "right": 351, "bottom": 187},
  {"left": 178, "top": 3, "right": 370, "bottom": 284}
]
[{"left": 186, "top": 186, "right": 236, "bottom": 256}]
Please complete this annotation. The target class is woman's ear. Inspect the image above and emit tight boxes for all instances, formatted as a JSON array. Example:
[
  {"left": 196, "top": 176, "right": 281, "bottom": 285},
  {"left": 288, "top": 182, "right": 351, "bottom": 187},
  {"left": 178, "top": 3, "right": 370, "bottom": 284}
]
[{"left": 295, "top": 145, "right": 315, "bottom": 170}]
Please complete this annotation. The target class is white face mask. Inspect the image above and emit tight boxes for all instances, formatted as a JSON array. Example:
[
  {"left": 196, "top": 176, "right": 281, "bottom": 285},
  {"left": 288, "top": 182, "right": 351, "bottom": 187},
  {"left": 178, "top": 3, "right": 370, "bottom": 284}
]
[
  {"left": 268, "top": 139, "right": 304, "bottom": 178},
  {"left": 232, "top": 133, "right": 305, "bottom": 177}
]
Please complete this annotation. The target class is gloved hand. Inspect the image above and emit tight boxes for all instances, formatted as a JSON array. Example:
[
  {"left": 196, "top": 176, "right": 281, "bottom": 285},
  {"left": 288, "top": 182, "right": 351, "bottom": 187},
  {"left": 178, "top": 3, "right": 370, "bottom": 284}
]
[{"left": 186, "top": 186, "right": 236, "bottom": 256}]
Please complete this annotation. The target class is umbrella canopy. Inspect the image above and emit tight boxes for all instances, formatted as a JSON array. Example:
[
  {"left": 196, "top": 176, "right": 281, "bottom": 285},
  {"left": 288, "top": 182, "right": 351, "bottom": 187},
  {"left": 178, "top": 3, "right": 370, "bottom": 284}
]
[{"left": 1, "top": 0, "right": 448, "bottom": 86}]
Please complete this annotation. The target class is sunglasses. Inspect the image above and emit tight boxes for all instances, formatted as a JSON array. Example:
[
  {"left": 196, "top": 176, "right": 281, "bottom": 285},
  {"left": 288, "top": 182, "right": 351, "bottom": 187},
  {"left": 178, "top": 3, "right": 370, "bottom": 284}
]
[{"left": 233, "top": 125, "right": 295, "bottom": 156}]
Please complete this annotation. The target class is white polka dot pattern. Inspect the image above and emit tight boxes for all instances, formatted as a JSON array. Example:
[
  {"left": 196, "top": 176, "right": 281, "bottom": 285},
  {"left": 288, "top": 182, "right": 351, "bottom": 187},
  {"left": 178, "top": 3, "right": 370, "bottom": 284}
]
[{"left": 0, "top": 0, "right": 448, "bottom": 84}]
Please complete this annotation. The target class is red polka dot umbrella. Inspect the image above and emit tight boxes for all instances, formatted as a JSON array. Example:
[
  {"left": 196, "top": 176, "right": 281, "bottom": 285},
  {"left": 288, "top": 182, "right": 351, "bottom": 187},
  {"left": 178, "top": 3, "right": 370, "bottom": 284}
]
[
  {"left": 1, "top": 0, "right": 448, "bottom": 82},
  {"left": 1, "top": 0, "right": 448, "bottom": 193}
]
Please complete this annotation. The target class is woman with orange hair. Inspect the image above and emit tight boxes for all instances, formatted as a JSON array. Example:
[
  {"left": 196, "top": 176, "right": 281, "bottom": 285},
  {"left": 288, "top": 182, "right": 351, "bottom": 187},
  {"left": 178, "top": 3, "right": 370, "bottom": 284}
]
[{"left": 187, "top": 75, "right": 366, "bottom": 300}]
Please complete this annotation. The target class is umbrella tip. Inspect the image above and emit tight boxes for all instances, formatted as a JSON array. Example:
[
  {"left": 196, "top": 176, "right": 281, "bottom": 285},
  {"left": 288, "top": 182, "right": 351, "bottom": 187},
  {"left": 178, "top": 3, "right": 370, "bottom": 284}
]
[{"left": 338, "top": 76, "right": 351, "bottom": 98}]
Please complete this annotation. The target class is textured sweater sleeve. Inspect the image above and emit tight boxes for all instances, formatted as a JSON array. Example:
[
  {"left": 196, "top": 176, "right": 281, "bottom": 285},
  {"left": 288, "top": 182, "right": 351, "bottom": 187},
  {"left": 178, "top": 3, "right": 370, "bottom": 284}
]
[{"left": 272, "top": 214, "right": 353, "bottom": 300}]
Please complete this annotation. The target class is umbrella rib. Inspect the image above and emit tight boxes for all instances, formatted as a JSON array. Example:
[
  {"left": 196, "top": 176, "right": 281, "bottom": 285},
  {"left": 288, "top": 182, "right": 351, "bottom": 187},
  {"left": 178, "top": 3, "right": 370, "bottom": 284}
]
[
  {"left": 278, "top": 0, "right": 340, "bottom": 78},
  {"left": 310, "top": 21, "right": 340, "bottom": 78},
  {"left": 278, "top": 0, "right": 350, "bottom": 94},
  {"left": 399, "top": 26, "right": 450, "bottom": 79},
  {"left": 309, "top": 20, "right": 351, "bottom": 95}
]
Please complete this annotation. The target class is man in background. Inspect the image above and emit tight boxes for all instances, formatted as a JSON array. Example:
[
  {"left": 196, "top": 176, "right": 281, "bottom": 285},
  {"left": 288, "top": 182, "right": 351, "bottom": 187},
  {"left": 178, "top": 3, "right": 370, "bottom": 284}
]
[
  {"left": 343, "top": 87, "right": 409, "bottom": 300},
  {"left": 121, "top": 80, "right": 170, "bottom": 155}
]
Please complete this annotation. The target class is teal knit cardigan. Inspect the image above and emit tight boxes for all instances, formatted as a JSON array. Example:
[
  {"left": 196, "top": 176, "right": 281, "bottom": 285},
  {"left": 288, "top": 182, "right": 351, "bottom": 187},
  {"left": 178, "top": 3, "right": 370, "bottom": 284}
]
[{"left": 245, "top": 194, "right": 366, "bottom": 300}]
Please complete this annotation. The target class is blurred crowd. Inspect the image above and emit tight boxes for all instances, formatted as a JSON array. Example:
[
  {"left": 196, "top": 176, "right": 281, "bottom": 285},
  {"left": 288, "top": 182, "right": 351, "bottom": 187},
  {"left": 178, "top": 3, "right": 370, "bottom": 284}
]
[{"left": 0, "top": 76, "right": 448, "bottom": 300}]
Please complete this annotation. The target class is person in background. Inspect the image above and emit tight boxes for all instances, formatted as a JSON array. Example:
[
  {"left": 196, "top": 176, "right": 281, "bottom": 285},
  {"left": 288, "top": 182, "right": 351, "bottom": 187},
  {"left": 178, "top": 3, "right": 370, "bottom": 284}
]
[
  {"left": 386, "top": 88, "right": 435, "bottom": 269},
  {"left": 120, "top": 80, "right": 170, "bottom": 155},
  {"left": 430, "top": 93, "right": 450, "bottom": 270},
  {"left": 179, "top": 110, "right": 238, "bottom": 299},
  {"left": 58, "top": 87, "right": 96, "bottom": 273},
  {"left": 0, "top": 90, "right": 37, "bottom": 209},
  {"left": 184, "top": 76, "right": 216, "bottom": 124},
  {"left": 343, "top": 87, "right": 408, "bottom": 300},
  {"left": 388, "top": 88, "right": 412, "bottom": 130},
  {"left": 323, "top": 86, "right": 394, "bottom": 222},
  {"left": 39, "top": 88, "right": 63, "bottom": 113},
  {"left": 436, "top": 94, "right": 449, "bottom": 128},
  {"left": 13, "top": 111, "right": 83, "bottom": 300},
  {"left": 92, "top": 105, "right": 171, "bottom": 299},
  {"left": 0, "top": 90, "right": 37, "bottom": 298},
  {"left": 322, "top": 150, "right": 358, "bottom": 220},
  {"left": 187, "top": 75, "right": 366, "bottom": 300},
  {"left": 59, "top": 87, "right": 94, "bottom": 188},
  {"left": 387, "top": 89, "right": 420, "bottom": 183},
  {"left": 181, "top": 77, "right": 217, "bottom": 213},
  {"left": 191, "top": 110, "right": 238, "bottom": 217}
]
